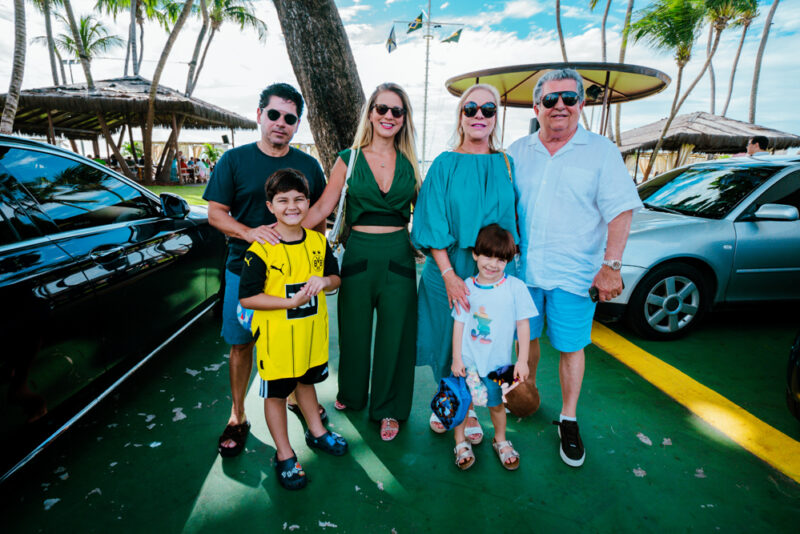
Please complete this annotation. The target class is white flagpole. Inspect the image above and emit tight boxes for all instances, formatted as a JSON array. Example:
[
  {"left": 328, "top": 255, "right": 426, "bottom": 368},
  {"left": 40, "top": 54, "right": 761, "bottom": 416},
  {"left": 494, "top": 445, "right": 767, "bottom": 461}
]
[{"left": 421, "top": 0, "right": 432, "bottom": 177}]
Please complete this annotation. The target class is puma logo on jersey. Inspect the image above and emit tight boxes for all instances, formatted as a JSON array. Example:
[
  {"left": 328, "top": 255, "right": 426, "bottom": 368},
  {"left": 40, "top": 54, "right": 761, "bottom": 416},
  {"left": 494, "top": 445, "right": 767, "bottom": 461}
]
[
  {"left": 271, "top": 264, "right": 285, "bottom": 275},
  {"left": 244, "top": 255, "right": 252, "bottom": 267}
]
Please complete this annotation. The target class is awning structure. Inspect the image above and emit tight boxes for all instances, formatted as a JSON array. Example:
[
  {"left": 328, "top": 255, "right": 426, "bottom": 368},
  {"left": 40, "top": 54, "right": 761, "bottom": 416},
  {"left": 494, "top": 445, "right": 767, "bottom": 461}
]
[
  {"left": 446, "top": 62, "right": 670, "bottom": 137},
  {"left": 619, "top": 111, "right": 800, "bottom": 155},
  {"left": 0, "top": 75, "right": 256, "bottom": 141}
]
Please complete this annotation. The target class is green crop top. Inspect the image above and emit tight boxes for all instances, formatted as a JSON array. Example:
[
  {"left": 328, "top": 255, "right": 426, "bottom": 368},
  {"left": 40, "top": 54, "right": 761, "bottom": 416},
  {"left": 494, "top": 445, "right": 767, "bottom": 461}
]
[{"left": 339, "top": 148, "right": 416, "bottom": 227}]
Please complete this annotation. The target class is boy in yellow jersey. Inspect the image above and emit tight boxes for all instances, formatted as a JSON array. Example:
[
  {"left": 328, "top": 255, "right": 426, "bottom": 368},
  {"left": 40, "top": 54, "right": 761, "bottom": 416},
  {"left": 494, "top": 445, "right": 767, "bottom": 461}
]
[{"left": 239, "top": 169, "right": 346, "bottom": 490}]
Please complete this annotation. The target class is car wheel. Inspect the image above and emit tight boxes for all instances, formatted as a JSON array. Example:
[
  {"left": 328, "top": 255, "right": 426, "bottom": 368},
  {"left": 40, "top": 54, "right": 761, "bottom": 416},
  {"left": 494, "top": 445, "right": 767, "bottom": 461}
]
[{"left": 625, "top": 262, "right": 708, "bottom": 340}]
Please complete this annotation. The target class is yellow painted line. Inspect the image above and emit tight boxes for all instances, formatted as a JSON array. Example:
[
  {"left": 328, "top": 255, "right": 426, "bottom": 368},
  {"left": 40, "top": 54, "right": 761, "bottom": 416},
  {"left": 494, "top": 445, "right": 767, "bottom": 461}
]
[{"left": 591, "top": 321, "right": 800, "bottom": 484}]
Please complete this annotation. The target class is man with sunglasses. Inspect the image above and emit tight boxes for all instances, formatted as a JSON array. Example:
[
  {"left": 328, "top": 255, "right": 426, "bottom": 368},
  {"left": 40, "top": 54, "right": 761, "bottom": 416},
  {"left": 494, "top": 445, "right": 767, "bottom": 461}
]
[
  {"left": 507, "top": 69, "right": 642, "bottom": 468},
  {"left": 203, "top": 82, "right": 327, "bottom": 458}
]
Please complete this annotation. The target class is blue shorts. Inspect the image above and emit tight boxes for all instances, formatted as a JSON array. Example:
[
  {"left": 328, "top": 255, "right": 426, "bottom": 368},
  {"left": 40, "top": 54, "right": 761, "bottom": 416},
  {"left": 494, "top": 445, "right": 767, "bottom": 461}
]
[
  {"left": 221, "top": 269, "right": 255, "bottom": 345},
  {"left": 481, "top": 377, "right": 504, "bottom": 408},
  {"left": 527, "top": 287, "right": 596, "bottom": 353}
]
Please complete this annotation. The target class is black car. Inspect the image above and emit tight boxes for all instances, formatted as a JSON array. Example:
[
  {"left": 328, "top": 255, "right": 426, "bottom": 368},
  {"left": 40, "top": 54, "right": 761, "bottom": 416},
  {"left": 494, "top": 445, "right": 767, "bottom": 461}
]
[{"left": 0, "top": 135, "right": 226, "bottom": 481}]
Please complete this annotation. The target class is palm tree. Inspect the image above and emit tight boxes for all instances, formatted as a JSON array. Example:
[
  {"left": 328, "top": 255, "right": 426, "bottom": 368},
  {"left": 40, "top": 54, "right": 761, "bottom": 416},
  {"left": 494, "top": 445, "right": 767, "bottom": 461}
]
[
  {"left": 705, "top": 22, "right": 716, "bottom": 113},
  {"left": 749, "top": 0, "right": 780, "bottom": 123},
  {"left": 30, "top": 0, "right": 63, "bottom": 85},
  {"left": 615, "top": 0, "right": 636, "bottom": 146},
  {"left": 95, "top": 0, "right": 169, "bottom": 76},
  {"left": 60, "top": 0, "right": 94, "bottom": 90},
  {"left": 142, "top": 0, "right": 195, "bottom": 183},
  {"left": 1, "top": 0, "right": 26, "bottom": 134},
  {"left": 556, "top": 0, "right": 569, "bottom": 61},
  {"left": 188, "top": 0, "right": 267, "bottom": 96},
  {"left": 632, "top": 0, "right": 707, "bottom": 180},
  {"left": 590, "top": 0, "right": 614, "bottom": 139},
  {"left": 720, "top": 0, "right": 758, "bottom": 116},
  {"left": 38, "top": 13, "right": 124, "bottom": 66}
]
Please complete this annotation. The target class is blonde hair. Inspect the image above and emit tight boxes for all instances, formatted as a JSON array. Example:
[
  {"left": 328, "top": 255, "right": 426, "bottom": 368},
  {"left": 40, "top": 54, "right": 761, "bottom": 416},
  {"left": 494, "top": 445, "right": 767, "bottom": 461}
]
[
  {"left": 351, "top": 83, "right": 422, "bottom": 191},
  {"left": 452, "top": 83, "right": 502, "bottom": 153}
]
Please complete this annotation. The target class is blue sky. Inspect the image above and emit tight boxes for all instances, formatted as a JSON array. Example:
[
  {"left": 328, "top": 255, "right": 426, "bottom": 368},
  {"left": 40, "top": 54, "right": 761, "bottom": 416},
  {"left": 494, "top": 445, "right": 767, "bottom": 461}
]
[{"left": 1, "top": 0, "right": 798, "bottom": 158}]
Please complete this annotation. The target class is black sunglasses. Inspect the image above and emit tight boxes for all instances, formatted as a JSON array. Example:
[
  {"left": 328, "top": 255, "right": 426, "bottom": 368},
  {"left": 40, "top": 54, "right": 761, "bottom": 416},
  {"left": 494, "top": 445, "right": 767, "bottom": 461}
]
[
  {"left": 540, "top": 91, "right": 580, "bottom": 108},
  {"left": 265, "top": 108, "right": 298, "bottom": 125},
  {"left": 373, "top": 104, "right": 406, "bottom": 118},
  {"left": 462, "top": 101, "right": 497, "bottom": 118}
]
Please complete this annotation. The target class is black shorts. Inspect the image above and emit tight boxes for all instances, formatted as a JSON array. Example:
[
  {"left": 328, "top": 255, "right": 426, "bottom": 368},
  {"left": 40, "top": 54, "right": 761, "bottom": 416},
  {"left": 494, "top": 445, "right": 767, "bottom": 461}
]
[{"left": 258, "top": 363, "right": 329, "bottom": 399}]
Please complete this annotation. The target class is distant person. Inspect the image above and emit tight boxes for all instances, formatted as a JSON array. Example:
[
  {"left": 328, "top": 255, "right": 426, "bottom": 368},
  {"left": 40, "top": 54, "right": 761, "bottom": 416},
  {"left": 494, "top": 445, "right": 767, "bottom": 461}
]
[
  {"left": 747, "top": 135, "right": 769, "bottom": 156},
  {"left": 449, "top": 224, "right": 537, "bottom": 471},
  {"left": 239, "top": 169, "right": 347, "bottom": 491},
  {"left": 203, "top": 82, "right": 327, "bottom": 458},
  {"left": 507, "top": 68, "right": 642, "bottom": 468}
]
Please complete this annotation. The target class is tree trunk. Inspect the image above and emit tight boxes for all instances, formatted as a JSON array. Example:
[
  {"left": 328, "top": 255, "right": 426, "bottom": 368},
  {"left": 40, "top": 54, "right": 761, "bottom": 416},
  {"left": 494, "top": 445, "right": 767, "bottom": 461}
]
[
  {"left": 43, "top": 0, "right": 59, "bottom": 85},
  {"left": 191, "top": 26, "right": 217, "bottom": 96},
  {"left": 272, "top": 0, "right": 365, "bottom": 175},
  {"left": 721, "top": 22, "right": 750, "bottom": 117},
  {"left": 556, "top": 0, "right": 568, "bottom": 61},
  {"left": 143, "top": 0, "right": 195, "bottom": 184},
  {"left": 601, "top": 0, "right": 611, "bottom": 62},
  {"left": 97, "top": 114, "right": 134, "bottom": 179},
  {"left": 706, "top": 24, "right": 715, "bottom": 114},
  {"left": 642, "top": 65, "right": 684, "bottom": 181},
  {"left": 615, "top": 0, "right": 635, "bottom": 146},
  {"left": 186, "top": 0, "right": 209, "bottom": 95},
  {"left": 129, "top": 0, "right": 138, "bottom": 76},
  {"left": 137, "top": 20, "right": 145, "bottom": 74},
  {"left": 61, "top": 0, "right": 94, "bottom": 90},
  {"left": 750, "top": 0, "right": 780, "bottom": 123},
  {"left": 1, "top": 0, "right": 26, "bottom": 134}
]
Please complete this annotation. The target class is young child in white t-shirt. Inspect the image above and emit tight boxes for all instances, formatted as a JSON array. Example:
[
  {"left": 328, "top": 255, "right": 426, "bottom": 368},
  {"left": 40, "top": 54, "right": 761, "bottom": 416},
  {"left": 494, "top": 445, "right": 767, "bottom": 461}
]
[{"left": 451, "top": 224, "right": 538, "bottom": 471}]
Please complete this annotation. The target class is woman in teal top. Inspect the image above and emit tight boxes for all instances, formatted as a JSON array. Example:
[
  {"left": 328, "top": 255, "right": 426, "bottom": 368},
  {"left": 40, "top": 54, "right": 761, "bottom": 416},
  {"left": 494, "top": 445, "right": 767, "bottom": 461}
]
[
  {"left": 411, "top": 83, "right": 517, "bottom": 438},
  {"left": 304, "top": 83, "right": 421, "bottom": 441}
]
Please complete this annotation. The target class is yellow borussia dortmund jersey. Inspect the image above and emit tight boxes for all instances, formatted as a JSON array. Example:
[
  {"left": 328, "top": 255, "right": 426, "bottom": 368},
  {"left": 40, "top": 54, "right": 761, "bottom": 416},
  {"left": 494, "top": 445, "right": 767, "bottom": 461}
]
[{"left": 245, "top": 230, "right": 329, "bottom": 380}]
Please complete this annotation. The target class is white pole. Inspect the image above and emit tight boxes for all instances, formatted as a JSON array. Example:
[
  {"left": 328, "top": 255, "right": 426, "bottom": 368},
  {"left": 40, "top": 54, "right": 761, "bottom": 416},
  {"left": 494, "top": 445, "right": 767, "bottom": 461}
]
[{"left": 421, "top": 0, "right": 432, "bottom": 177}]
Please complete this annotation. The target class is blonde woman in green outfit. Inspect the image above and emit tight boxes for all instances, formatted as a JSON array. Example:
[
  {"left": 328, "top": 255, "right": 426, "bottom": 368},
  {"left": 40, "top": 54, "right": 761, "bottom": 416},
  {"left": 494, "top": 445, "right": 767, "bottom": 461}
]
[{"left": 303, "top": 83, "right": 421, "bottom": 441}]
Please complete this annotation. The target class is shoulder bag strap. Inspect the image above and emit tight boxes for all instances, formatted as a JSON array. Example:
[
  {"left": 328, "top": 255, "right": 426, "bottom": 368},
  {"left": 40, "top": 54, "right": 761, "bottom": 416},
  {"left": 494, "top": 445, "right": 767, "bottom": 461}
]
[
  {"left": 329, "top": 147, "right": 358, "bottom": 246},
  {"left": 502, "top": 151, "right": 512, "bottom": 183}
]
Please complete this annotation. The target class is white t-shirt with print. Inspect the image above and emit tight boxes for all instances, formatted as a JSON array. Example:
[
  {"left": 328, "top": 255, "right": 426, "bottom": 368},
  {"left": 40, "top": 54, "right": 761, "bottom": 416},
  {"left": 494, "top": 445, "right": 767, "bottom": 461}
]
[{"left": 452, "top": 275, "right": 538, "bottom": 376}]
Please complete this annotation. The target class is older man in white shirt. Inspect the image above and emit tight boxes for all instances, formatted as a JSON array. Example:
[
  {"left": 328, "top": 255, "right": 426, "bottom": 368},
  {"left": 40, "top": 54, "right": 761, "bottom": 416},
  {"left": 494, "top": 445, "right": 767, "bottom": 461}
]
[{"left": 507, "top": 68, "right": 642, "bottom": 468}]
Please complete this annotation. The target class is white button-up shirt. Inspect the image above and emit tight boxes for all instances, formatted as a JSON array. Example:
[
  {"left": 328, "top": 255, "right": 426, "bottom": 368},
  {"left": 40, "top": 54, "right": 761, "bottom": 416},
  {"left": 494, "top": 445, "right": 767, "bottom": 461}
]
[{"left": 507, "top": 125, "right": 642, "bottom": 296}]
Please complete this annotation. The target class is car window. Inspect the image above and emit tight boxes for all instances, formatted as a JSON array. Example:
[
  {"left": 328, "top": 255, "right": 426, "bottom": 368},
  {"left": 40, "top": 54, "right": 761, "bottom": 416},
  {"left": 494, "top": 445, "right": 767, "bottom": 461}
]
[
  {"left": 638, "top": 164, "right": 780, "bottom": 219},
  {"left": 0, "top": 172, "right": 45, "bottom": 246},
  {"left": 746, "top": 169, "right": 800, "bottom": 213},
  {"left": 0, "top": 147, "right": 157, "bottom": 233}
]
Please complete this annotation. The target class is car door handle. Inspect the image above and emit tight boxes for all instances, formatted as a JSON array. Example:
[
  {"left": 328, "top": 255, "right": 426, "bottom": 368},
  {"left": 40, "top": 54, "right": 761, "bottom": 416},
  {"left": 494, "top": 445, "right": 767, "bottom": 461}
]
[{"left": 90, "top": 246, "right": 125, "bottom": 262}]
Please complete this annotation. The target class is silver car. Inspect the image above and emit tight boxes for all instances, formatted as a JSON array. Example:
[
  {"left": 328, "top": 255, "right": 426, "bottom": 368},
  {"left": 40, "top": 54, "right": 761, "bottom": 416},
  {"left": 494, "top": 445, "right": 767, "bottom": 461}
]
[{"left": 600, "top": 156, "right": 800, "bottom": 340}]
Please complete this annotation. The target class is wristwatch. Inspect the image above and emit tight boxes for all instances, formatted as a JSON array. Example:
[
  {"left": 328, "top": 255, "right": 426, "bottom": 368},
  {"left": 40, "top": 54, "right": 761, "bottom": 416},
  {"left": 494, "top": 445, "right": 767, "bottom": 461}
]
[{"left": 602, "top": 259, "right": 622, "bottom": 271}]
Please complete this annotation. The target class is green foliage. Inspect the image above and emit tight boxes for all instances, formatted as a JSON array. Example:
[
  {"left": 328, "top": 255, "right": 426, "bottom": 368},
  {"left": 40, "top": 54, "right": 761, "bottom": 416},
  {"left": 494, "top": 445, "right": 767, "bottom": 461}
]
[
  {"left": 35, "top": 12, "right": 124, "bottom": 62},
  {"left": 202, "top": 143, "right": 222, "bottom": 163},
  {"left": 122, "top": 140, "right": 143, "bottom": 158}
]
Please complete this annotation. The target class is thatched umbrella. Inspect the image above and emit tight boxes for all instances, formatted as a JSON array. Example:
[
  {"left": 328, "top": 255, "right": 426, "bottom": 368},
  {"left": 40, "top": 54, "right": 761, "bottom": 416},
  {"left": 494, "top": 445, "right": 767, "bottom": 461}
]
[
  {"left": 0, "top": 75, "right": 256, "bottom": 179},
  {"left": 619, "top": 112, "right": 800, "bottom": 181}
]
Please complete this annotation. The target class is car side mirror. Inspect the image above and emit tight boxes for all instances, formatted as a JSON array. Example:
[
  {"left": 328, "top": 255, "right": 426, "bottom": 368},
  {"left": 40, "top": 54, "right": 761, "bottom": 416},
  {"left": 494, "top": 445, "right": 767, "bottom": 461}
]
[
  {"left": 753, "top": 203, "right": 799, "bottom": 221},
  {"left": 160, "top": 192, "right": 190, "bottom": 219}
]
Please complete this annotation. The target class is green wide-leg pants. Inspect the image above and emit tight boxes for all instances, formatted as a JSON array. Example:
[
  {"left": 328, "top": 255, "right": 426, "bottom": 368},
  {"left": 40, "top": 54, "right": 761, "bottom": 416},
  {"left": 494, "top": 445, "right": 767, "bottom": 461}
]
[{"left": 336, "top": 229, "right": 417, "bottom": 422}]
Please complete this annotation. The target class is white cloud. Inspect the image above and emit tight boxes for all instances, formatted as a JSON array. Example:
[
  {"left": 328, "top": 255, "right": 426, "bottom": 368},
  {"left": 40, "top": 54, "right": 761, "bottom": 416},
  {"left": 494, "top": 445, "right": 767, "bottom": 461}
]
[
  {"left": 339, "top": 4, "right": 371, "bottom": 23},
  {"left": 386, "top": 0, "right": 400, "bottom": 5},
  {"left": 441, "top": 2, "right": 450, "bottom": 10}
]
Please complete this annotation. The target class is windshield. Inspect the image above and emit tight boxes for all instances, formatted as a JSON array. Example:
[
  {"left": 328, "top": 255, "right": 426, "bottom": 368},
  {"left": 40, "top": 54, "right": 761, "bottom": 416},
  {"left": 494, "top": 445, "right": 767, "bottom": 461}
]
[{"left": 637, "top": 164, "right": 781, "bottom": 219}]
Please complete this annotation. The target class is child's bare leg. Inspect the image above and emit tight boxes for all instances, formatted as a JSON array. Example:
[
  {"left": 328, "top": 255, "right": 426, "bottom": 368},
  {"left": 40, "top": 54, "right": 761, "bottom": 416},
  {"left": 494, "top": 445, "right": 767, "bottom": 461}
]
[
  {"left": 264, "top": 397, "right": 293, "bottom": 461},
  {"left": 294, "top": 383, "right": 326, "bottom": 438},
  {"left": 489, "top": 404, "right": 507, "bottom": 442}
]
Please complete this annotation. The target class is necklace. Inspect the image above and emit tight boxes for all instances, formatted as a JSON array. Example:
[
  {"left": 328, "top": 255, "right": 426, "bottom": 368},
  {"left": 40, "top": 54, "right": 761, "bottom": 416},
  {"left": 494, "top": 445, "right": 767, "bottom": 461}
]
[{"left": 380, "top": 162, "right": 385, "bottom": 168}]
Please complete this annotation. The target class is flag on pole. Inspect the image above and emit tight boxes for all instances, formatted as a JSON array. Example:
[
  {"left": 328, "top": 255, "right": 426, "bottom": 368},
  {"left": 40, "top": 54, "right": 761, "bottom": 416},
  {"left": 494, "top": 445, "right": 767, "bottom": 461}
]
[
  {"left": 407, "top": 12, "right": 423, "bottom": 33},
  {"left": 441, "top": 28, "right": 463, "bottom": 43},
  {"left": 386, "top": 26, "right": 397, "bottom": 53}
]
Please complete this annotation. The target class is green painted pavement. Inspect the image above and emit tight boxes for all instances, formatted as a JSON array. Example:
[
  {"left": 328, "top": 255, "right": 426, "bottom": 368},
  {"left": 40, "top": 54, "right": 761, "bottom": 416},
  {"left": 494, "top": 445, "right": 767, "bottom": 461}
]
[{"left": 2, "top": 299, "right": 799, "bottom": 533}]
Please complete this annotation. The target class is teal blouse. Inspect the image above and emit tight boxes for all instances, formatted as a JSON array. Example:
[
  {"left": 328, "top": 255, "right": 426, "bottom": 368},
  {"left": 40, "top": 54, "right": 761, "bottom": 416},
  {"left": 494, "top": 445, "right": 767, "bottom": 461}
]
[
  {"left": 339, "top": 148, "right": 416, "bottom": 227},
  {"left": 411, "top": 151, "right": 518, "bottom": 252}
]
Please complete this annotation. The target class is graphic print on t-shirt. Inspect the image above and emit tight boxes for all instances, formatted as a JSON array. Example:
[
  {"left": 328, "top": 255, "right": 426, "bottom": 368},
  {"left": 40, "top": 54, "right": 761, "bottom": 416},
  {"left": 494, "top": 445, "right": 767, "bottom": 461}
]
[{"left": 470, "top": 306, "right": 493, "bottom": 344}]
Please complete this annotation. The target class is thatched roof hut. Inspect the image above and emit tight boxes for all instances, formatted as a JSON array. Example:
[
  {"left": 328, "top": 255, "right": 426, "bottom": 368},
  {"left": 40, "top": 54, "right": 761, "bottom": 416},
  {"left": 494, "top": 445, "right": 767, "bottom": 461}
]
[
  {"left": 0, "top": 76, "right": 256, "bottom": 140},
  {"left": 619, "top": 111, "right": 800, "bottom": 157}
]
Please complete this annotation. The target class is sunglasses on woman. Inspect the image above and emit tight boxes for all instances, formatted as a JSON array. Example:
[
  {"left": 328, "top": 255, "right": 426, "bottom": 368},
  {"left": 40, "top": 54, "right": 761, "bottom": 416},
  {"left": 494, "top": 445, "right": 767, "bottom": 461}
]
[
  {"left": 265, "top": 108, "right": 298, "bottom": 125},
  {"left": 372, "top": 104, "right": 406, "bottom": 118},
  {"left": 462, "top": 101, "right": 497, "bottom": 118},
  {"left": 540, "top": 91, "right": 580, "bottom": 108}
]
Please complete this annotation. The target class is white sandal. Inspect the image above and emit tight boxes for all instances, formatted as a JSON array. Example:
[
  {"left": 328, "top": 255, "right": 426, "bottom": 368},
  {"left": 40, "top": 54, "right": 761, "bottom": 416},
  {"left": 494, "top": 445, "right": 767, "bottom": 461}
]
[
  {"left": 454, "top": 441, "right": 475, "bottom": 470},
  {"left": 492, "top": 438, "right": 520, "bottom": 470},
  {"left": 429, "top": 412, "right": 447, "bottom": 434},
  {"left": 464, "top": 409, "right": 483, "bottom": 445}
]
